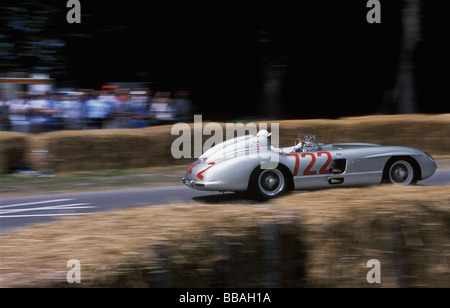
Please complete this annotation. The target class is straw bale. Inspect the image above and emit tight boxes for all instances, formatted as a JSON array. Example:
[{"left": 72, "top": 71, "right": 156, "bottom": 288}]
[
  {"left": 4, "top": 114, "right": 450, "bottom": 173},
  {"left": 0, "top": 132, "right": 29, "bottom": 173}
]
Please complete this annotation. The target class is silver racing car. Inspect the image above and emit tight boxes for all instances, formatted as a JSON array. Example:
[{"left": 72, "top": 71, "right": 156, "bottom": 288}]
[{"left": 182, "top": 130, "right": 437, "bottom": 200}]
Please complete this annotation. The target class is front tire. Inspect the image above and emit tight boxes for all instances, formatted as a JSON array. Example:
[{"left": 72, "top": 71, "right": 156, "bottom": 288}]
[
  {"left": 248, "top": 166, "right": 287, "bottom": 200},
  {"left": 385, "top": 159, "right": 416, "bottom": 185}
]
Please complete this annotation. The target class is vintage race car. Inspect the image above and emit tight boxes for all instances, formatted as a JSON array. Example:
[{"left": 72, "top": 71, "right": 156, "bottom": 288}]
[{"left": 182, "top": 130, "right": 437, "bottom": 200}]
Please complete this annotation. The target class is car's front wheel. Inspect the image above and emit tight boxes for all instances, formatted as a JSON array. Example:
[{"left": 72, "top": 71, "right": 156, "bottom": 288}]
[
  {"left": 385, "top": 159, "right": 417, "bottom": 185},
  {"left": 248, "top": 166, "right": 287, "bottom": 200}
]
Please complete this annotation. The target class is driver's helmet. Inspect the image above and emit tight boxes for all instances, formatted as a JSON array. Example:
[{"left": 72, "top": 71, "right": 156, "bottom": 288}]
[{"left": 256, "top": 129, "right": 271, "bottom": 138}]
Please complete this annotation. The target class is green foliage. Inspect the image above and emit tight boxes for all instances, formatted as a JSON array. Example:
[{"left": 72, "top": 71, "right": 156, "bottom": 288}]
[{"left": 0, "top": 0, "right": 65, "bottom": 74}]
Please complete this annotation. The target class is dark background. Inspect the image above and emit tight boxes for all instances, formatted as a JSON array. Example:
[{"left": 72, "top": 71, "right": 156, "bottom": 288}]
[{"left": 1, "top": 0, "right": 449, "bottom": 120}]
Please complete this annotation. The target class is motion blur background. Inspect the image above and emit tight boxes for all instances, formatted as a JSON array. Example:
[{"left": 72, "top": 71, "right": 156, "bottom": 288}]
[
  {"left": 0, "top": 0, "right": 449, "bottom": 122},
  {"left": 1, "top": 1, "right": 450, "bottom": 289}
]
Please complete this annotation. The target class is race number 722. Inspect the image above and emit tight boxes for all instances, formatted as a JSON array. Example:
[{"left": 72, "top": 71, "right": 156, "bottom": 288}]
[{"left": 286, "top": 152, "right": 332, "bottom": 176}]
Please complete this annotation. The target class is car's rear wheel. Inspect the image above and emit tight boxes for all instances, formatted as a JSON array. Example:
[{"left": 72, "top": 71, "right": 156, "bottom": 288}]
[
  {"left": 386, "top": 159, "right": 416, "bottom": 185},
  {"left": 249, "top": 166, "right": 287, "bottom": 200}
]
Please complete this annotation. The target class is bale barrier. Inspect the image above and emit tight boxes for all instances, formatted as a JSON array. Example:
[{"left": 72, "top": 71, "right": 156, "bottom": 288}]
[
  {"left": 1, "top": 114, "right": 449, "bottom": 173},
  {"left": 28, "top": 128, "right": 180, "bottom": 173},
  {"left": 0, "top": 132, "right": 29, "bottom": 173}
]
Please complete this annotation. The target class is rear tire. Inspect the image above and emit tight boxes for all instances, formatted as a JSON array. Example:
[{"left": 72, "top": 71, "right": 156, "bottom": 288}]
[{"left": 248, "top": 166, "right": 288, "bottom": 200}]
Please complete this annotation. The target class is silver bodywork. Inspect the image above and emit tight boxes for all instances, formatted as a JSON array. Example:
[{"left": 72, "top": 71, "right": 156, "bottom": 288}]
[{"left": 182, "top": 133, "right": 437, "bottom": 193}]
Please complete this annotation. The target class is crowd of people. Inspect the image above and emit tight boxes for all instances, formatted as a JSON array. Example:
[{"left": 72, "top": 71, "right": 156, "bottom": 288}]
[{"left": 0, "top": 87, "right": 193, "bottom": 133}]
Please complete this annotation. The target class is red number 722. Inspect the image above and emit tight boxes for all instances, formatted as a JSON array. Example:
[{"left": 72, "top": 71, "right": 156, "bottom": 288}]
[{"left": 286, "top": 152, "right": 331, "bottom": 176}]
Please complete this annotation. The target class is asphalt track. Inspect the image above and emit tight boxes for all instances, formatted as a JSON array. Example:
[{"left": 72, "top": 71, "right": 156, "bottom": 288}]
[{"left": 1, "top": 169, "right": 449, "bottom": 233}]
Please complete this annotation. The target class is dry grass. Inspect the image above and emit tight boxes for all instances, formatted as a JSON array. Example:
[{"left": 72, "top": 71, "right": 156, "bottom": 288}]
[
  {"left": 0, "top": 185, "right": 449, "bottom": 288},
  {"left": 275, "top": 185, "right": 450, "bottom": 287}
]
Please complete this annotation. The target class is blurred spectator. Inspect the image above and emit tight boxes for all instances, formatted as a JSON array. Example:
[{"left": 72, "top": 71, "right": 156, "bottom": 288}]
[
  {"left": 98, "top": 88, "right": 120, "bottom": 128},
  {"left": 8, "top": 92, "right": 30, "bottom": 133},
  {"left": 28, "top": 93, "right": 48, "bottom": 133},
  {"left": 43, "top": 92, "right": 64, "bottom": 132},
  {"left": 149, "top": 91, "right": 176, "bottom": 124},
  {"left": 129, "top": 89, "right": 152, "bottom": 128},
  {"left": 56, "top": 92, "right": 84, "bottom": 130},
  {"left": 0, "top": 92, "right": 11, "bottom": 131},
  {"left": 0, "top": 86, "right": 195, "bottom": 132},
  {"left": 171, "top": 88, "right": 193, "bottom": 122},
  {"left": 26, "top": 92, "right": 62, "bottom": 133},
  {"left": 84, "top": 91, "right": 113, "bottom": 129},
  {"left": 113, "top": 89, "right": 131, "bottom": 128}
]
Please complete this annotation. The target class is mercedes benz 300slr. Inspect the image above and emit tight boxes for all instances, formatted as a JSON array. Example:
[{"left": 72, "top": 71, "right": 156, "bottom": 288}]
[{"left": 182, "top": 130, "right": 437, "bottom": 200}]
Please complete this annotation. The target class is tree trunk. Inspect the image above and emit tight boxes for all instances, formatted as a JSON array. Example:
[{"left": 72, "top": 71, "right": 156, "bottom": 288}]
[
  {"left": 393, "top": 0, "right": 422, "bottom": 114},
  {"left": 262, "top": 65, "right": 285, "bottom": 120}
]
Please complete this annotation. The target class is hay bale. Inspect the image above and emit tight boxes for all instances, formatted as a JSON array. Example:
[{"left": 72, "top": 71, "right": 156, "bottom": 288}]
[
  {"left": 22, "top": 113, "right": 450, "bottom": 173},
  {"left": 0, "top": 132, "right": 29, "bottom": 173},
  {"left": 29, "top": 127, "right": 191, "bottom": 173}
]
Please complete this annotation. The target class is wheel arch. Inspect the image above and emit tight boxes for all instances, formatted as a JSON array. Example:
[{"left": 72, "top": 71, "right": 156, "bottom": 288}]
[{"left": 275, "top": 162, "right": 295, "bottom": 191}]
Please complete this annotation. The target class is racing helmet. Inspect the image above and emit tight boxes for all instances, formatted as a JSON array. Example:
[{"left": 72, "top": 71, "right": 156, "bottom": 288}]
[{"left": 256, "top": 129, "right": 272, "bottom": 138}]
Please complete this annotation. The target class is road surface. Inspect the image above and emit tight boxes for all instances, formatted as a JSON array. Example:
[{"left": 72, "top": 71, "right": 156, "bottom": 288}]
[{"left": 1, "top": 169, "right": 449, "bottom": 232}]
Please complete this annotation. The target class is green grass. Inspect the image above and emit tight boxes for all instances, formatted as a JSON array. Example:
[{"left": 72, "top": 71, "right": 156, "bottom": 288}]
[{"left": 0, "top": 166, "right": 187, "bottom": 197}]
